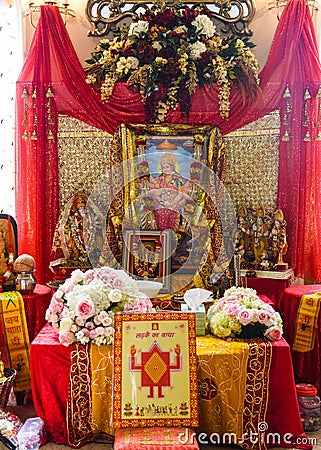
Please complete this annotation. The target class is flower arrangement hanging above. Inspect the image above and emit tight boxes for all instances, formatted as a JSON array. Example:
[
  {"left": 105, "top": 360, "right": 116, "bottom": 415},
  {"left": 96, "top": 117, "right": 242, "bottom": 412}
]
[
  {"left": 207, "top": 286, "right": 283, "bottom": 341},
  {"left": 84, "top": 5, "right": 261, "bottom": 123},
  {"left": 45, "top": 266, "right": 155, "bottom": 346}
]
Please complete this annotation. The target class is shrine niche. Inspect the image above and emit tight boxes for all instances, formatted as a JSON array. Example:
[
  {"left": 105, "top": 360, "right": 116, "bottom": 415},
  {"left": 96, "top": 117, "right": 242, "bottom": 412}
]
[
  {"left": 91, "top": 123, "right": 236, "bottom": 296},
  {"left": 235, "top": 205, "right": 288, "bottom": 271},
  {"left": 49, "top": 190, "right": 104, "bottom": 279}
]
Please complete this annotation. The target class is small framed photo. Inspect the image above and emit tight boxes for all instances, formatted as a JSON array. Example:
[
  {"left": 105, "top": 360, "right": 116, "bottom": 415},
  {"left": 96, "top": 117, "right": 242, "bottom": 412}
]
[{"left": 122, "top": 230, "right": 172, "bottom": 294}]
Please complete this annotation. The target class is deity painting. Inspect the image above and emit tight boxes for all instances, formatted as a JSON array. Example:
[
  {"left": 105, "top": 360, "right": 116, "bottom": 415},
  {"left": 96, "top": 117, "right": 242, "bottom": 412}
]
[{"left": 142, "top": 137, "right": 194, "bottom": 231}]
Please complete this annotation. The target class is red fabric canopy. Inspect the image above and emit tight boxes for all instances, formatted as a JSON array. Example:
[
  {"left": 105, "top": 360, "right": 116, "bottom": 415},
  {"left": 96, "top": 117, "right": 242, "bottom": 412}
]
[{"left": 15, "top": 0, "right": 321, "bottom": 284}]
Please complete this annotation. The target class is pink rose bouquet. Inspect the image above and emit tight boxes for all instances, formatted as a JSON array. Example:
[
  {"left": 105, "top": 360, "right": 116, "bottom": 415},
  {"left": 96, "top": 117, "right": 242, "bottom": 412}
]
[
  {"left": 46, "top": 266, "right": 154, "bottom": 346},
  {"left": 207, "top": 286, "right": 283, "bottom": 340}
]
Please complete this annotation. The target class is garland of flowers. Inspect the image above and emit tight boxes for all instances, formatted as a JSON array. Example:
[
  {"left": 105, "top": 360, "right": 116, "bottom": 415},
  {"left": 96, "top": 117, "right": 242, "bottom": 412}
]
[
  {"left": 132, "top": 233, "right": 162, "bottom": 279},
  {"left": 85, "top": 5, "right": 260, "bottom": 123}
]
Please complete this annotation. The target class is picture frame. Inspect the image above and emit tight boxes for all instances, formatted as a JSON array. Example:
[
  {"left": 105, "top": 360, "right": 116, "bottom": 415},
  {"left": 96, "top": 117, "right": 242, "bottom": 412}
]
[
  {"left": 119, "top": 123, "right": 227, "bottom": 292},
  {"left": 112, "top": 311, "right": 199, "bottom": 429},
  {"left": 122, "top": 230, "right": 172, "bottom": 294}
]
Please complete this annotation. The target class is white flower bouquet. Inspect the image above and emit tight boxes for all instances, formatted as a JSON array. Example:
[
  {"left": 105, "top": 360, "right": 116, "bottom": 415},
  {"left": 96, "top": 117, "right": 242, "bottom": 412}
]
[
  {"left": 207, "top": 286, "right": 283, "bottom": 341},
  {"left": 46, "top": 266, "right": 154, "bottom": 346}
]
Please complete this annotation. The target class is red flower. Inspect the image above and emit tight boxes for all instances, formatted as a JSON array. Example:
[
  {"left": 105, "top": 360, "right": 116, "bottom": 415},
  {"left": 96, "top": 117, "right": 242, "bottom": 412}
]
[
  {"left": 199, "top": 52, "right": 211, "bottom": 70},
  {"left": 159, "top": 48, "right": 175, "bottom": 60},
  {"left": 182, "top": 7, "right": 198, "bottom": 24},
  {"left": 122, "top": 47, "right": 135, "bottom": 57},
  {"left": 153, "top": 9, "right": 177, "bottom": 27},
  {"left": 140, "top": 44, "right": 156, "bottom": 64},
  {"left": 158, "top": 71, "right": 172, "bottom": 87}
]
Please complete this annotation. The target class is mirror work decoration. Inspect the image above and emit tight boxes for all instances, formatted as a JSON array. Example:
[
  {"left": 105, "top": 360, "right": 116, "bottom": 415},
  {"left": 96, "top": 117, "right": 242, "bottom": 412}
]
[{"left": 86, "top": 0, "right": 256, "bottom": 38}]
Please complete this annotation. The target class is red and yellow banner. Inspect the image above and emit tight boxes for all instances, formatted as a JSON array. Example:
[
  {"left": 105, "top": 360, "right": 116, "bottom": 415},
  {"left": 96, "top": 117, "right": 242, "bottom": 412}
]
[
  {"left": 293, "top": 292, "right": 321, "bottom": 352},
  {"left": 0, "top": 291, "right": 31, "bottom": 390}
]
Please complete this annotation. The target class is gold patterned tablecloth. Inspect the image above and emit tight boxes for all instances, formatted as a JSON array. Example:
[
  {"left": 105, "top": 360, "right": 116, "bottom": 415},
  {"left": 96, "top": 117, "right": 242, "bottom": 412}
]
[{"left": 196, "top": 335, "right": 272, "bottom": 449}]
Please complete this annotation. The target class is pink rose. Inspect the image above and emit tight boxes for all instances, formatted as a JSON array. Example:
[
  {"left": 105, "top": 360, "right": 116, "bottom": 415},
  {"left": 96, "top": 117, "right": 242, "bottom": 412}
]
[
  {"left": 59, "top": 281, "right": 75, "bottom": 294},
  {"left": 45, "top": 308, "right": 59, "bottom": 323},
  {"left": 257, "top": 310, "right": 271, "bottom": 325},
  {"left": 237, "top": 308, "right": 254, "bottom": 326},
  {"left": 85, "top": 321, "right": 95, "bottom": 330},
  {"left": 76, "top": 298, "right": 95, "bottom": 318},
  {"left": 59, "top": 331, "right": 75, "bottom": 346},
  {"left": 226, "top": 303, "right": 240, "bottom": 317},
  {"left": 83, "top": 270, "right": 96, "bottom": 283},
  {"left": 264, "top": 326, "right": 282, "bottom": 341},
  {"left": 89, "top": 329, "right": 98, "bottom": 339},
  {"left": 262, "top": 303, "right": 275, "bottom": 314},
  {"left": 49, "top": 298, "right": 64, "bottom": 314},
  {"left": 132, "top": 297, "right": 154, "bottom": 313},
  {"left": 105, "top": 326, "right": 114, "bottom": 336}
]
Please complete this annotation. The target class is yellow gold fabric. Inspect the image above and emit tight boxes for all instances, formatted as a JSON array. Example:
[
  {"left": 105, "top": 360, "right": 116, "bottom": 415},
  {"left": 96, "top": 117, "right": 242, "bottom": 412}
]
[
  {"left": 293, "top": 292, "right": 321, "bottom": 352},
  {"left": 196, "top": 335, "right": 248, "bottom": 438},
  {"left": 90, "top": 343, "right": 114, "bottom": 436},
  {"left": 0, "top": 291, "right": 31, "bottom": 391},
  {"left": 196, "top": 335, "right": 272, "bottom": 450}
]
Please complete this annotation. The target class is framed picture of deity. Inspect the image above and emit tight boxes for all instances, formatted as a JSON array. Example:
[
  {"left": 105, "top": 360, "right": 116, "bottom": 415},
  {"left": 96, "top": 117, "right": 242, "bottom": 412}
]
[
  {"left": 112, "top": 311, "right": 199, "bottom": 428},
  {"left": 118, "top": 123, "right": 229, "bottom": 293},
  {"left": 122, "top": 230, "right": 172, "bottom": 294}
]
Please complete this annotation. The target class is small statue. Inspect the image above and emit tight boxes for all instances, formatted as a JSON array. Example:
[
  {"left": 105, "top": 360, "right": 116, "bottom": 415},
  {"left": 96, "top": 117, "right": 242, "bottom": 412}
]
[
  {"left": 273, "top": 209, "right": 288, "bottom": 270},
  {"left": 252, "top": 206, "right": 269, "bottom": 267}
]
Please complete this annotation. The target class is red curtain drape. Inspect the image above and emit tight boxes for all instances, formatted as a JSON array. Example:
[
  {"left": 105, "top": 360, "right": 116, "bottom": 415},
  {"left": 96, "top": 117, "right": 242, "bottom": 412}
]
[{"left": 15, "top": 0, "right": 321, "bottom": 284}]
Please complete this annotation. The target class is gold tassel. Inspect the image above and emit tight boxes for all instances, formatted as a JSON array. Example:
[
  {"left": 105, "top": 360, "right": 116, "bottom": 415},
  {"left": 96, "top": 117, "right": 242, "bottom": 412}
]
[
  {"left": 21, "top": 86, "right": 29, "bottom": 136},
  {"left": 315, "top": 131, "right": 321, "bottom": 141},
  {"left": 283, "top": 86, "right": 291, "bottom": 98},
  {"left": 316, "top": 86, "right": 321, "bottom": 99},
  {"left": 22, "top": 130, "right": 29, "bottom": 141},
  {"left": 303, "top": 87, "right": 310, "bottom": 127},
  {"left": 282, "top": 131, "right": 290, "bottom": 142},
  {"left": 30, "top": 129, "right": 37, "bottom": 141},
  {"left": 21, "top": 87, "right": 29, "bottom": 99},
  {"left": 303, "top": 131, "right": 311, "bottom": 142},
  {"left": 47, "top": 130, "right": 54, "bottom": 140},
  {"left": 304, "top": 88, "right": 311, "bottom": 101},
  {"left": 46, "top": 85, "right": 55, "bottom": 139},
  {"left": 46, "top": 86, "right": 54, "bottom": 98}
]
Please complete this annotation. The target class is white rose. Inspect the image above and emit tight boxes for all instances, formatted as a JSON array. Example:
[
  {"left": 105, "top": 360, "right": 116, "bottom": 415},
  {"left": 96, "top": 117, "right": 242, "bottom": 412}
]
[
  {"left": 108, "top": 288, "right": 122, "bottom": 303},
  {"left": 192, "top": 15, "right": 216, "bottom": 38},
  {"left": 189, "top": 41, "right": 207, "bottom": 60},
  {"left": 59, "top": 317, "right": 73, "bottom": 332},
  {"left": 128, "top": 20, "right": 149, "bottom": 37},
  {"left": 70, "top": 269, "right": 85, "bottom": 284}
]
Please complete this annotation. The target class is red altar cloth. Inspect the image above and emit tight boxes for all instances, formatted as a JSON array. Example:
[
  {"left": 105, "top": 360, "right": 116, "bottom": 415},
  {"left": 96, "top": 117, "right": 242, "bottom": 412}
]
[
  {"left": 243, "top": 278, "right": 291, "bottom": 311},
  {"left": 279, "top": 284, "right": 321, "bottom": 393},
  {"left": 21, "top": 284, "right": 52, "bottom": 342},
  {"left": 30, "top": 324, "right": 309, "bottom": 449}
]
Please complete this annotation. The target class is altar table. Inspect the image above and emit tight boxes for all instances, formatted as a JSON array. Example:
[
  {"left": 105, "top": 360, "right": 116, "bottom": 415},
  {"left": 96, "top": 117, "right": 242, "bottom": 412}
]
[
  {"left": 240, "top": 272, "right": 293, "bottom": 311},
  {"left": 30, "top": 324, "right": 309, "bottom": 449},
  {"left": 279, "top": 284, "right": 321, "bottom": 392}
]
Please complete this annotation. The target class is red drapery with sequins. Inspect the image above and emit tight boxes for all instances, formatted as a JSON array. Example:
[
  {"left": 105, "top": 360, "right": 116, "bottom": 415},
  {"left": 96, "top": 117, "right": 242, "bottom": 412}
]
[{"left": 15, "top": 0, "right": 321, "bottom": 284}]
